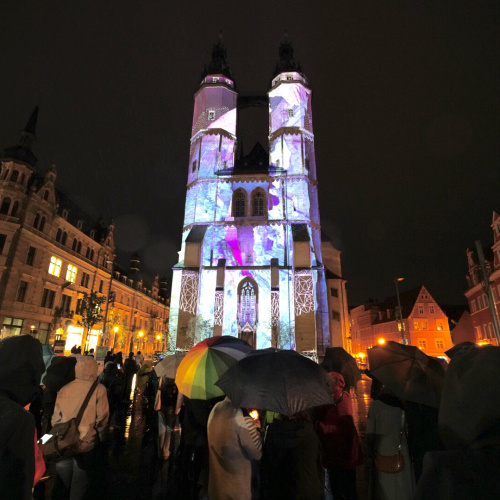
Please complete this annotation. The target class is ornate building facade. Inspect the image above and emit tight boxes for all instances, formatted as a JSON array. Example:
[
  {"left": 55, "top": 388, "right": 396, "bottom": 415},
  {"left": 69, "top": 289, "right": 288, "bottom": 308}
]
[
  {"left": 464, "top": 211, "right": 500, "bottom": 345},
  {"left": 169, "top": 41, "right": 345, "bottom": 355},
  {"left": 0, "top": 108, "right": 169, "bottom": 354}
]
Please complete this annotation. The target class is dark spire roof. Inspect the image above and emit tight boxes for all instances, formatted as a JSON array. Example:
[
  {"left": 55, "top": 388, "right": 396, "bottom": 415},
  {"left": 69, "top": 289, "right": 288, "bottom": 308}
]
[
  {"left": 201, "top": 35, "right": 233, "bottom": 79},
  {"left": 273, "top": 35, "right": 303, "bottom": 77},
  {"left": 233, "top": 142, "right": 269, "bottom": 173},
  {"left": 2, "top": 106, "right": 39, "bottom": 167}
]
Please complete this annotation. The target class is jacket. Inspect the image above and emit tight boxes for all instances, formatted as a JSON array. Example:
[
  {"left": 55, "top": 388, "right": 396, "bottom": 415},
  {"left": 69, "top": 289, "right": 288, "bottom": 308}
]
[
  {"left": 52, "top": 355, "right": 109, "bottom": 448},
  {"left": 207, "top": 397, "right": 262, "bottom": 500}
]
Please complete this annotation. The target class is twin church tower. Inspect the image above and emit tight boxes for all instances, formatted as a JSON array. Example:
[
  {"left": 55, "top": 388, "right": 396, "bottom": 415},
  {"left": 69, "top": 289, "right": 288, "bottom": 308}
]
[{"left": 170, "top": 40, "right": 347, "bottom": 356}]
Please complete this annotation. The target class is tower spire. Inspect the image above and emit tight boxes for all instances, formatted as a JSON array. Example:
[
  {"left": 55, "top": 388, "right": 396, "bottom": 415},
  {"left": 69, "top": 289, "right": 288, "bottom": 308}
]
[
  {"left": 201, "top": 35, "right": 233, "bottom": 79},
  {"left": 273, "top": 35, "right": 302, "bottom": 77},
  {"left": 19, "top": 105, "right": 39, "bottom": 148}
]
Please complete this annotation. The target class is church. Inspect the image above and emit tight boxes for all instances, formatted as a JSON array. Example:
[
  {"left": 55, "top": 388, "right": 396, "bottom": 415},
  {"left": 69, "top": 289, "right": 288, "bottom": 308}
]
[{"left": 169, "top": 40, "right": 348, "bottom": 356}]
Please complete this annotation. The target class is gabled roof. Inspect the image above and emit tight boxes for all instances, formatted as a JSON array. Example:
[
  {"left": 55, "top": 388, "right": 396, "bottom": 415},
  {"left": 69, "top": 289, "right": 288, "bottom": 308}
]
[
  {"left": 371, "top": 286, "right": 424, "bottom": 325},
  {"left": 233, "top": 142, "right": 269, "bottom": 174}
]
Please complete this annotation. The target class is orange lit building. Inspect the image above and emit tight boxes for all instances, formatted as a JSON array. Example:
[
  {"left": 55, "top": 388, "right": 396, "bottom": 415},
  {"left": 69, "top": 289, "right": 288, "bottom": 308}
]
[
  {"left": 0, "top": 109, "right": 169, "bottom": 355},
  {"left": 464, "top": 211, "right": 500, "bottom": 346},
  {"left": 350, "top": 285, "right": 453, "bottom": 359}
]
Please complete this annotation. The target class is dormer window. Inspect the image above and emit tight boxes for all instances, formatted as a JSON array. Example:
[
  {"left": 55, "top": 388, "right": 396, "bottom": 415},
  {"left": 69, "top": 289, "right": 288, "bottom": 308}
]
[
  {"left": 287, "top": 75, "right": 293, "bottom": 81},
  {"left": 62, "top": 209, "right": 69, "bottom": 220},
  {"left": 212, "top": 77, "right": 219, "bottom": 83},
  {"left": 89, "top": 229, "right": 95, "bottom": 239},
  {"left": 208, "top": 110, "right": 216, "bottom": 121},
  {"left": 77, "top": 220, "right": 83, "bottom": 230}
]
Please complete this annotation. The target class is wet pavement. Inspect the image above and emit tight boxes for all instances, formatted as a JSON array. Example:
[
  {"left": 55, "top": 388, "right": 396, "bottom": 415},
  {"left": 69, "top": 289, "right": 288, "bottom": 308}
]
[{"left": 39, "top": 375, "right": 374, "bottom": 500}]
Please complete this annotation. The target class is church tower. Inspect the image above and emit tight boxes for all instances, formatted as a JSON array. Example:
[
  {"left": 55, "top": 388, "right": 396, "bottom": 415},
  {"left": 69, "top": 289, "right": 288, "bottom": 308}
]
[{"left": 170, "top": 40, "right": 330, "bottom": 355}]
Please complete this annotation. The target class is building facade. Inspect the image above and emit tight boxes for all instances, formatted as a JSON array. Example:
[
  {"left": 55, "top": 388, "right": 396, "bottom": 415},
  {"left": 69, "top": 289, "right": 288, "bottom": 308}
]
[
  {"left": 464, "top": 211, "right": 500, "bottom": 345},
  {"left": 350, "top": 285, "right": 453, "bottom": 359},
  {"left": 169, "top": 41, "right": 346, "bottom": 355},
  {"left": 0, "top": 108, "right": 169, "bottom": 354}
]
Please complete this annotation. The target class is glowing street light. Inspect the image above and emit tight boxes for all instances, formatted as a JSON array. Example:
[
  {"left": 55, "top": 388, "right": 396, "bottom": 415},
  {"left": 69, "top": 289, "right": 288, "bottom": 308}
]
[
  {"left": 378, "top": 338, "right": 386, "bottom": 345},
  {"left": 394, "top": 277, "right": 407, "bottom": 345}
]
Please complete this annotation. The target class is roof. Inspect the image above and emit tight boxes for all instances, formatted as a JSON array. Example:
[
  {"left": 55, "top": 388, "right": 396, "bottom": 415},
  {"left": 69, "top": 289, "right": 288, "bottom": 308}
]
[
  {"left": 201, "top": 40, "right": 232, "bottom": 80},
  {"left": 233, "top": 142, "right": 269, "bottom": 174},
  {"left": 273, "top": 40, "right": 303, "bottom": 78},
  {"left": 371, "top": 286, "right": 423, "bottom": 325}
]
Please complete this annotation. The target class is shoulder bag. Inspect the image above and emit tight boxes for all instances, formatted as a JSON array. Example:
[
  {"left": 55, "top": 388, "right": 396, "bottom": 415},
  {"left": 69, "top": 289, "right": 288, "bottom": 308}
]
[
  {"left": 374, "top": 410, "right": 405, "bottom": 473},
  {"left": 43, "top": 380, "right": 98, "bottom": 461}
]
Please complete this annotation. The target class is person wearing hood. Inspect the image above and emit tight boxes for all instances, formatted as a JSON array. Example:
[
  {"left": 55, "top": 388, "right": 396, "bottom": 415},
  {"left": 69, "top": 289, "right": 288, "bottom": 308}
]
[
  {"left": 317, "top": 371, "right": 363, "bottom": 500},
  {"left": 415, "top": 345, "right": 500, "bottom": 499},
  {"left": 0, "top": 335, "right": 45, "bottom": 499},
  {"left": 51, "top": 354, "right": 109, "bottom": 499}
]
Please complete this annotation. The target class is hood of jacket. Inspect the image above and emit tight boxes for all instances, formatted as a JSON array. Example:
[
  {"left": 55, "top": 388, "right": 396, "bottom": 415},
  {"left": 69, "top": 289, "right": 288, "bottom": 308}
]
[
  {"left": 328, "top": 371, "right": 345, "bottom": 401},
  {"left": 0, "top": 335, "right": 45, "bottom": 406},
  {"left": 74, "top": 354, "right": 98, "bottom": 382}
]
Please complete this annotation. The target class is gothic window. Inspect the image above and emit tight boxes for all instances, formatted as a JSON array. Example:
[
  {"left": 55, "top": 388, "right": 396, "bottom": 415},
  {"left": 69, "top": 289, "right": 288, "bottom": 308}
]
[
  {"left": 251, "top": 189, "right": 266, "bottom": 216},
  {"left": 10, "top": 170, "right": 19, "bottom": 182},
  {"left": 233, "top": 189, "right": 247, "bottom": 217},
  {"left": 62, "top": 232, "right": 67, "bottom": 245},
  {"left": 0, "top": 198, "right": 11, "bottom": 215},
  {"left": 239, "top": 280, "right": 257, "bottom": 326},
  {"left": 72, "top": 238, "right": 77, "bottom": 251},
  {"left": 77, "top": 241, "right": 82, "bottom": 254},
  {"left": 33, "top": 212, "right": 40, "bottom": 228},
  {"left": 11, "top": 201, "right": 19, "bottom": 217},
  {"left": 56, "top": 228, "right": 62, "bottom": 243},
  {"left": 39, "top": 217, "right": 46, "bottom": 232}
]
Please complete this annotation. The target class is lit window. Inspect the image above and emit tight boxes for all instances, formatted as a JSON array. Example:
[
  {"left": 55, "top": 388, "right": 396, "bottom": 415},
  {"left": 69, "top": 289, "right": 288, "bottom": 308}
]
[
  {"left": 414, "top": 321, "right": 419, "bottom": 330},
  {"left": 435, "top": 339, "right": 444, "bottom": 350},
  {"left": 418, "top": 339, "right": 427, "bottom": 349},
  {"left": 48, "top": 256, "right": 62, "bottom": 277},
  {"left": 287, "top": 108, "right": 294, "bottom": 118},
  {"left": 422, "top": 321, "right": 428, "bottom": 330},
  {"left": 66, "top": 264, "right": 77, "bottom": 283},
  {"left": 239, "top": 281, "right": 257, "bottom": 325},
  {"left": 208, "top": 110, "right": 216, "bottom": 121}
]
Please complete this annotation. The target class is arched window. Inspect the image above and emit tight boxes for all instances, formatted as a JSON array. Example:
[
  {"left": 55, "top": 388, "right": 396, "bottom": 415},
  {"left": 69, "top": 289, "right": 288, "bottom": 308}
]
[
  {"left": 238, "top": 279, "right": 257, "bottom": 326},
  {"left": 90, "top": 249, "right": 95, "bottom": 261},
  {"left": 11, "top": 201, "right": 19, "bottom": 217},
  {"left": 56, "top": 228, "right": 62, "bottom": 243},
  {"left": 33, "top": 213, "right": 40, "bottom": 228},
  {"left": 20, "top": 173, "right": 25, "bottom": 185},
  {"left": 251, "top": 189, "right": 266, "bottom": 216},
  {"left": 39, "top": 217, "right": 46, "bottom": 232},
  {"left": 77, "top": 241, "right": 82, "bottom": 254},
  {"left": 86, "top": 247, "right": 90, "bottom": 259},
  {"left": 10, "top": 170, "right": 19, "bottom": 182},
  {"left": 72, "top": 238, "right": 77, "bottom": 251},
  {"left": 232, "top": 189, "right": 247, "bottom": 217},
  {"left": 62, "top": 232, "right": 67, "bottom": 245},
  {"left": 0, "top": 198, "right": 11, "bottom": 215}
]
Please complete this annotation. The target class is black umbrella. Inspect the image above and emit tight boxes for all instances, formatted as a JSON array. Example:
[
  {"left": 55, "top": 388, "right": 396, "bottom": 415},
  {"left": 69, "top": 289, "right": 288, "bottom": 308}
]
[
  {"left": 42, "top": 356, "right": 77, "bottom": 393},
  {"left": 215, "top": 348, "right": 334, "bottom": 417},
  {"left": 367, "top": 341, "right": 446, "bottom": 408},
  {"left": 444, "top": 341, "right": 477, "bottom": 359},
  {"left": 321, "top": 347, "right": 361, "bottom": 388}
]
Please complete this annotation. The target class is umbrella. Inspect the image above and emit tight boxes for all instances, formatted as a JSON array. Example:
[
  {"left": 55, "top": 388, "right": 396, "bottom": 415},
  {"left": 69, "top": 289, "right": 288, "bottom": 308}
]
[
  {"left": 367, "top": 341, "right": 446, "bottom": 408},
  {"left": 175, "top": 336, "right": 253, "bottom": 400},
  {"left": 42, "top": 356, "right": 77, "bottom": 393},
  {"left": 215, "top": 348, "right": 335, "bottom": 417},
  {"left": 154, "top": 352, "right": 186, "bottom": 379},
  {"left": 445, "top": 341, "right": 477, "bottom": 359},
  {"left": 321, "top": 347, "right": 361, "bottom": 388}
]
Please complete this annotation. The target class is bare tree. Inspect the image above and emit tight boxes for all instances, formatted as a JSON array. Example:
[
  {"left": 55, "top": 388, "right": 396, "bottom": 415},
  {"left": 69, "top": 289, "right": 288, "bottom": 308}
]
[{"left": 78, "top": 291, "right": 105, "bottom": 350}]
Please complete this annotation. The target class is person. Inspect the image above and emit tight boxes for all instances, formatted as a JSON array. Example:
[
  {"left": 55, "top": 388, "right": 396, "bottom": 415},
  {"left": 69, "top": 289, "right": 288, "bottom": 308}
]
[
  {"left": 317, "top": 371, "right": 363, "bottom": 500},
  {"left": 88, "top": 348, "right": 95, "bottom": 358},
  {"left": 71, "top": 345, "right": 78, "bottom": 354},
  {"left": 207, "top": 397, "right": 262, "bottom": 500},
  {"left": 156, "top": 376, "right": 182, "bottom": 460},
  {"left": 123, "top": 351, "right": 139, "bottom": 400},
  {"left": 51, "top": 354, "right": 109, "bottom": 499},
  {"left": 135, "top": 350, "right": 144, "bottom": 367},
  {"left": 366, "top": 377, "right": 415, "bottom": 500},
  {"left": 99, "top": 361, "right": 124, "bottom": 430},
  {"left": 103, "top": 350, "right": 114, "bottom": 365},
  {"left": 0, "top": 335, "right": 45, "bottom": 499},
  {"left": 415, "top": 345, "right": 500, "bottom": 499},
  {"left": 261, "top": 410, "right": 324, "bottom": 500}
]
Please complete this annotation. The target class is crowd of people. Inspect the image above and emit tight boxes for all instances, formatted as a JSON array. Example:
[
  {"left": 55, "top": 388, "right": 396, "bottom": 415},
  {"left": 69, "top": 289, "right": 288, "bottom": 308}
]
[{"left": 0, "top": 334, "right": 499, "bottom": 500}]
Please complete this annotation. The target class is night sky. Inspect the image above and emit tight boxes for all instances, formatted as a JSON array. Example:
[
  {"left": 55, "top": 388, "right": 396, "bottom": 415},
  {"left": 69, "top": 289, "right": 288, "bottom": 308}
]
[{"left": 1, "top": 1, "right": 498, "bottom": 307}]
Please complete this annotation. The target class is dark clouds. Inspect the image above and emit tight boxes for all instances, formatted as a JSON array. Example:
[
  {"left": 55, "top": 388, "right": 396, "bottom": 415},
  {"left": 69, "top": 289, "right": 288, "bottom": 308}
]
[{"left": 0, "top": 1, "right": 498, "bottom": 305}]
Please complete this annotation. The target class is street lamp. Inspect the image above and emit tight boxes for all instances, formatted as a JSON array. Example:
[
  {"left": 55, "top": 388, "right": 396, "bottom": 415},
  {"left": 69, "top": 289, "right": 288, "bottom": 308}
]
[
  {"left": 139, "top": 330, "right": 144, "bottom": 350},
  {"left": 112, "top": 326, "right": 119, "bottom": 349},
  {"left": 394, "top": 277, "right": 407, "bottom": 345}
]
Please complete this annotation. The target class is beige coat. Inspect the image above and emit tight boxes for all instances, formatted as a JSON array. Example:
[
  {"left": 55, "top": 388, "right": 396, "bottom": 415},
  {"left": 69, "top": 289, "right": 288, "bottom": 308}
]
[
  {"left": 52, "top": 355, "right": 109, "bottom": 449},
  {"left": 207, "top": 397, "right": 262, "bottom": 500}
]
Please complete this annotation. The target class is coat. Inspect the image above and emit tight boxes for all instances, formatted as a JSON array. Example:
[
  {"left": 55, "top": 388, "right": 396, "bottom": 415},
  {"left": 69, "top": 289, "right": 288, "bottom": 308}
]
[
  {"left": 52, "top": 355, "right": 109, "bottom": 449},
  {"left": 261, "top": 416, "right": 324, "bottom": 500},
  {"left": 316, "top": 371, "right": 363, "bottom": 469},
  {"left": 207, "top": 397, "right": 262, "bottom": 500},
  {"left": 0, "top": 335, "right": 45, "bottom": 499},
  {"left": 366, "top": 399, "right": 415, "bottom": 500}
]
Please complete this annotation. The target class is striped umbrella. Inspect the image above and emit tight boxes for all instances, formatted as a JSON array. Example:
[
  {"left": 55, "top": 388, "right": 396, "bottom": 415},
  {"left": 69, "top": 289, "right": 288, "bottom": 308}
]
[{"left": 175, "top": 336, "right": 253, "bottom": 400}]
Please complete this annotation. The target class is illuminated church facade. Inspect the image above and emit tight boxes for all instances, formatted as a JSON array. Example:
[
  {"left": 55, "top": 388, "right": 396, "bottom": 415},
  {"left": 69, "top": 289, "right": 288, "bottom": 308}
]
[{"left": 170, "top": 41, "right": 344, "bottom": 356}]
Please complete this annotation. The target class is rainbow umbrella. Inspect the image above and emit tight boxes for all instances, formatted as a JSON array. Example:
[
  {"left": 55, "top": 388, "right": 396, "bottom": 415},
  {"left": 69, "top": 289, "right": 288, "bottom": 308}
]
[{"left": 175, "top": 336, "right": 253, "bottom": 400}]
